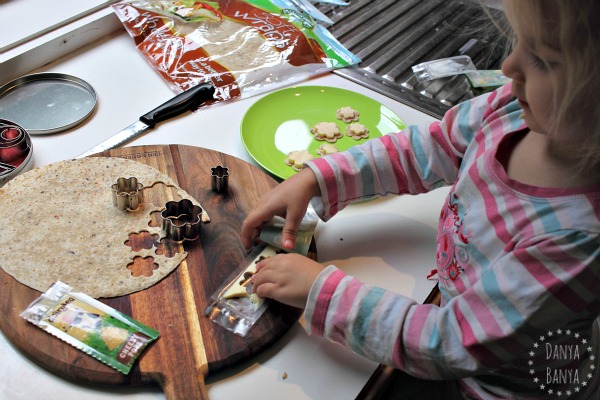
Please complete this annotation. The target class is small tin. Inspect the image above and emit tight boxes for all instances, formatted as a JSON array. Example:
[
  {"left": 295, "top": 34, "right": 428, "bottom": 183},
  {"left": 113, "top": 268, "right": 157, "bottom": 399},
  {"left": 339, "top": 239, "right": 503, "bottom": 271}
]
[
  {"left": 0, "top": 73, "right": 97, "bottom": 135},
  {"left": 0, "top": 118, "right": 34, "bottom": 187}
]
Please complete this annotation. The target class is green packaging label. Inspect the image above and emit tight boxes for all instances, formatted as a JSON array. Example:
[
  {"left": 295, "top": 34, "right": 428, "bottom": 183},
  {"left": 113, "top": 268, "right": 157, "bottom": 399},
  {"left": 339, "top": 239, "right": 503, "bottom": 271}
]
[{"left": 21, "top": 281, "right": 159, "bottom": 374}]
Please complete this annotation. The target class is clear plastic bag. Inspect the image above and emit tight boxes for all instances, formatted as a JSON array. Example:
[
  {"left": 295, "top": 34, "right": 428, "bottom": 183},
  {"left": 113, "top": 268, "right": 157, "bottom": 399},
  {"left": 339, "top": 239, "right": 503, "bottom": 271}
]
[
  {"left": 412, "top": 55, "right": 478, "bottom": 82},
  {"left": 113, "top": 0, "right": 360, "bottom": 102},
  {"left": 308, "top": 0, "right": 349, "bottom": 5},
  {"left": 205, "top": 208, "right": 317, "bottom": 336},
  {"left": 204, "top": 245, "right": 277, "bottom": 336}
]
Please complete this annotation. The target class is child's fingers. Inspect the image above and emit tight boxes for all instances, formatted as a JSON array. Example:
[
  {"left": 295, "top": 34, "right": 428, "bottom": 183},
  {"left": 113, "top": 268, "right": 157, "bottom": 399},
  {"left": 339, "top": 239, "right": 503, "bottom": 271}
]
[
  {"left": 252, "top": 272, "right": 300, "bottom": 308},
  {"left": 241, "top": 208, "right": 273, "bottom": 249},
  {"left": 281, "top": 207, "right": 307, "bottom": 249},
  {"left": 253, "top": 281, "right": 277, "bottom": 299},
  {"left": 255, "top": 255, "right": 275, "bottom": 272},
  {"left": 251, "top": 265, "right": 278, "bottom": 292}
]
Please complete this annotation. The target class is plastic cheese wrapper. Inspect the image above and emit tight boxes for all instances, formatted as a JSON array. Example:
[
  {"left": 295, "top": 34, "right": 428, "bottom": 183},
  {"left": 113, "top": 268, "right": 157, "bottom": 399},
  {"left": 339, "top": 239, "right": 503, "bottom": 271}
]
[
  {"left": 206, "top": 209, "right": 317, "bottom": 336},
  {"left": 259, "top": 205, "right": 318, "bottom": 256},
  {"left": 205, "top": 245, "right": 277, "bottom": 336},
  {"left": 20, "top": 281, "right": 159, "bottom": 374},
  {"left": 112, "top": 0, "right": 360, "bottom": 103},
  {"left": 412, "top": 55, "right": 479, "bottom": 82}
]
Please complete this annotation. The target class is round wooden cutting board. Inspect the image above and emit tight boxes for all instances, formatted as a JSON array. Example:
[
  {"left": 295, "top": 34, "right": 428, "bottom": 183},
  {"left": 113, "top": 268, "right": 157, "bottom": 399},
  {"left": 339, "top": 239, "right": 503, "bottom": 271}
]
[{"left": 0, "top": 145, "right": 309, "bottom": 400}]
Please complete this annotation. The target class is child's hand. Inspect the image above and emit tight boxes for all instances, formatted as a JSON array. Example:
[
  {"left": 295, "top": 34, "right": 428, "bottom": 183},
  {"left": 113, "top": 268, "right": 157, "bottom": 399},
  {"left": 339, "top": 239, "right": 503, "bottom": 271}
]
[
  {"left": 251, "top": 253, "right": 325, "bottom": 309},
  {"left": 241, "top": 168, "right": 320, "bottom": 250}
]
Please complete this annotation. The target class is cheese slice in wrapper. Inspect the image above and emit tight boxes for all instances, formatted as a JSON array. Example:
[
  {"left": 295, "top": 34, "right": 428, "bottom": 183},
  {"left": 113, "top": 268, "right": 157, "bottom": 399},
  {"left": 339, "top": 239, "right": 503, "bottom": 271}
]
[
  {"left": 259, "top": 207, "right": 318, "bottom": 256},
  {"left": 205, "top": 245, "right": 277, "bottom": 336},
  {"left": 20, "top": 281, "right": 159, "bottom": 374}
]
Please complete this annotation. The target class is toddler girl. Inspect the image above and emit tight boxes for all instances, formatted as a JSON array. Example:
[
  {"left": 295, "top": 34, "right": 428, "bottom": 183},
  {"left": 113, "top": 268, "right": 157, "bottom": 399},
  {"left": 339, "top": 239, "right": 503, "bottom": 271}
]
[{"left": 242, "top": 1, "right": 600, "bottom": 398}]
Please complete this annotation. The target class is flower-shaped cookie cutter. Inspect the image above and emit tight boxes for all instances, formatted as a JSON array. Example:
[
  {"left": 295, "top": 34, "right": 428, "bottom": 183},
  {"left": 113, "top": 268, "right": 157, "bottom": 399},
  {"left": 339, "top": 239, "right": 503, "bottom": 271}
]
[
  {"left": 111, "top": 177, "right": 144, "bottom": 211},
  {"left": 160, "top": 199, "right": 203, "bottom": 242},
  {"left": 210, "top": 165, "right": 229, "bottom": 193}
]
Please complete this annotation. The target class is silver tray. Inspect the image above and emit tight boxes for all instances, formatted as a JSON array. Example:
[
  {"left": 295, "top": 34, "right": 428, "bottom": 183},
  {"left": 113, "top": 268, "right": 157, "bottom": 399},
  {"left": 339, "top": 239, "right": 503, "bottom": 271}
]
[{"left": 0, "top": 72, "right": 97, "bottom": 135}]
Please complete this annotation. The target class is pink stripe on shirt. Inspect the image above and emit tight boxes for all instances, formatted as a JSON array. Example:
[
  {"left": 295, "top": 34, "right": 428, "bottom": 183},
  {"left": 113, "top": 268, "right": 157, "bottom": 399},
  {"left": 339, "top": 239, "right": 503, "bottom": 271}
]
[
  {"left": 392, "top": 305, "right": 435, "bottom": 368},
  {"left": 392, "top": 134, "right": 429, "bottom": 193},
  {"left": 311, "top": 268, "right": 346, "bottom": 336},
  {"left": 308, "top": 157, "right": 340, "bottom": 218},
  {"left": 329, "top": 277, "right": 363, "bottom": 345},
  {"left": 454, "top": 302, "right": 503, "bottom": 365}
]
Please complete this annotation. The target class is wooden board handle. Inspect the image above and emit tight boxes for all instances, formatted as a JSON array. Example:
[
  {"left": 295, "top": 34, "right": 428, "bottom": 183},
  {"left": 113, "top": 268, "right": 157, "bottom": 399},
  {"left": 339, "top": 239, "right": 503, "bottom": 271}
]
[{"left": 161, "top": 370, "right": 209, "bottom": 400}]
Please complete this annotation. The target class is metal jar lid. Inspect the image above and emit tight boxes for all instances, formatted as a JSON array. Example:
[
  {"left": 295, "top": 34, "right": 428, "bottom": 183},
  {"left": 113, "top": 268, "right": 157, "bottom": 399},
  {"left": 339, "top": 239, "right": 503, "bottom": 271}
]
[
  {"left": 0, "top": 119, "right": 34, "bottom": 187},
  {"left": 0, "top": 72, "right": 97, "bottom": 135}
]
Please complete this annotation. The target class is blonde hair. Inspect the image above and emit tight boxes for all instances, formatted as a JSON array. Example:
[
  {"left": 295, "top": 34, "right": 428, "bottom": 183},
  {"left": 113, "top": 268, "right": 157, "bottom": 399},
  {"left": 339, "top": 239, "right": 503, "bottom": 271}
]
[{"left": 504, "top": 0, "right": 600, "bottom": 172}]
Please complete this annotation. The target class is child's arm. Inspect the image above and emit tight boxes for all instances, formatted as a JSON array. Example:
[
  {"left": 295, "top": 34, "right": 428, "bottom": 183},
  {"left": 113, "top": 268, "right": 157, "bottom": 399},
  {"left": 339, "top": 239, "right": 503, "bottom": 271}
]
[
  {"left": 305, "top": 230, "right": 600, "bottom": 380},
  {"left": 250, "top": 229, "right": 599, "bottom": 381},
  {"left": 305, "top": 84, "right": 514, "bottom": 221}
]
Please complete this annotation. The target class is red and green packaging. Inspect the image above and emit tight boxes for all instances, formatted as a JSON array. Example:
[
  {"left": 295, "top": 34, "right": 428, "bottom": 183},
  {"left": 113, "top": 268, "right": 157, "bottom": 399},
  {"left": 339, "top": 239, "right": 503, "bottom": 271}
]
[{"left": 113, "top": 0, "right": 360, "bottom": 102}]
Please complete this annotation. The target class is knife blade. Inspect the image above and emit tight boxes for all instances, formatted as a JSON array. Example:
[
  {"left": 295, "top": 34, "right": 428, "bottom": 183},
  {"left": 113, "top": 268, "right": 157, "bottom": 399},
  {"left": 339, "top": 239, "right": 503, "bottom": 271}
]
[{"left": 76, "top": 82, "right": 215, "bottom": 158}]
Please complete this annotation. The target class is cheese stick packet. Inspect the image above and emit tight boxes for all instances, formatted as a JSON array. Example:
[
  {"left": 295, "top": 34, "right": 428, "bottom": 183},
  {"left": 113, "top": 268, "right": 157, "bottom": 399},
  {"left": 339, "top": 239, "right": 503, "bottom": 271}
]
[{"left": 20, "top": 281, "right": 159, "bottom": 374}]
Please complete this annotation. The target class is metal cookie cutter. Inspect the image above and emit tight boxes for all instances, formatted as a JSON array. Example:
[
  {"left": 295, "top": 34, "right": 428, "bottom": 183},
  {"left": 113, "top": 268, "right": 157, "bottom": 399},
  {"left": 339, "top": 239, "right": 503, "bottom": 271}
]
[
  {"left": 211, "top": 165, "right": 229, "bottom": 193},
  {"left": 161, "top": 199, "right": 203, "bottom": 242},
  {"left": 111, "top": 177, "right": 144, "bottom": 211}
]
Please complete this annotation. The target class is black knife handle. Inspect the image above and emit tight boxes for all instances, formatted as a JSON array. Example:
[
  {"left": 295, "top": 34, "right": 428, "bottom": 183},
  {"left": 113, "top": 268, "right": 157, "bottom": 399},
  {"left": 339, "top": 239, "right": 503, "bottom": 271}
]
[{"left": 139, "top": 83, "right": 215, "bottom": 128}]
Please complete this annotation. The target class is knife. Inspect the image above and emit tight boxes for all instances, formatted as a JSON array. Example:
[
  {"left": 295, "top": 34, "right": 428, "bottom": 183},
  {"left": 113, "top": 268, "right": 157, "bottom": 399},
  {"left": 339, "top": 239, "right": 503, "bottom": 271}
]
[{"left": 76, "top": 82, "right": 215, "bottom": 158}]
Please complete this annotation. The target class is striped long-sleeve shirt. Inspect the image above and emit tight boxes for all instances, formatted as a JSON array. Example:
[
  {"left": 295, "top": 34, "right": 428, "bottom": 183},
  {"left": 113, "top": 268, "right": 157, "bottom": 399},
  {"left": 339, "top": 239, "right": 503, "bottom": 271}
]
[{"left": 303, "top": 83, "right": 600, "bottom": 399}]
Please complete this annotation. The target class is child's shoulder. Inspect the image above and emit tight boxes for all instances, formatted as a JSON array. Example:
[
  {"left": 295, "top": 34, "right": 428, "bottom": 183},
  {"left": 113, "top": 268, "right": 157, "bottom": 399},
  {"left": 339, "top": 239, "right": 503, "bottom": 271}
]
[
  {"left": 481, "top": 83, "right": 520, "bottom": 118},
  {"left": 454, "top": 83, "right": 521, "bottom": 127}
]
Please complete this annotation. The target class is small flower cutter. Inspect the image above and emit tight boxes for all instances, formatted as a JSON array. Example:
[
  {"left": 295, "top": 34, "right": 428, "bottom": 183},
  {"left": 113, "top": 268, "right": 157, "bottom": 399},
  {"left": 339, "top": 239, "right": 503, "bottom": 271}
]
[
  {"left": 111, "top": 177, "right": 144, "bottom": 211},
  {"left": 210, "top": 165, "right": 229, "bottom": 193},
  {"left": 160, "top": 199, "right": 203, "bottom": 242}
]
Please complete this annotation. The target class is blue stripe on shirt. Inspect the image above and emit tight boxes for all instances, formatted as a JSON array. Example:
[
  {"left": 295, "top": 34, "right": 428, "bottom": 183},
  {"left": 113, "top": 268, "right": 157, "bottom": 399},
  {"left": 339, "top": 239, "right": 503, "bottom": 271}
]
[
  {"left": 457, "top": 100, "right": 475, "bottom": 143},
  {"left": 481, "top": 267, "right": 525, "bottom": 329},
  {"left": 351, "top": 286, "right": 386, "bottom": 351},
  {"left": 409, "top": 125, "right": 431, "bottom": 181},
  {"left": 531, "top": 199, "right": 562, "bottom": 232},
  {"left": 348, "top": 145, "right": 375, "bottom": 195}
]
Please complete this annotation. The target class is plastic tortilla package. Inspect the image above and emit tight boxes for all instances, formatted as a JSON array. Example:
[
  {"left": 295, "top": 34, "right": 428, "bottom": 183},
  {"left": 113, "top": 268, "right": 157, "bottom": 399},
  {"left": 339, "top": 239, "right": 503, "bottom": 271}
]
[
  {"left": 113, "top": 0, "right": 360, "bottom": 102},
  {"left": 308, "top": 0, "right": 349, "bottom": 5}
]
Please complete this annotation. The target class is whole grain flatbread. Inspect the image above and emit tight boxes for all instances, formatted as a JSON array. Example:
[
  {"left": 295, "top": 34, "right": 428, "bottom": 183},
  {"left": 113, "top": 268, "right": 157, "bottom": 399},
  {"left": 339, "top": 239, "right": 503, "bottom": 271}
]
[{"left": 0, "top": 157, "right": 208, "bottom": 298}]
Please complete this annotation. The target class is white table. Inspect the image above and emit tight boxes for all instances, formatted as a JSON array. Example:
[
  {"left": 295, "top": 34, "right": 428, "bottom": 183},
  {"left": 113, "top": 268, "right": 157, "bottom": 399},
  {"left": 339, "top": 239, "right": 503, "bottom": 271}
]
[{"left": 0, "top": 5, "right": 446, "bottom": 400}]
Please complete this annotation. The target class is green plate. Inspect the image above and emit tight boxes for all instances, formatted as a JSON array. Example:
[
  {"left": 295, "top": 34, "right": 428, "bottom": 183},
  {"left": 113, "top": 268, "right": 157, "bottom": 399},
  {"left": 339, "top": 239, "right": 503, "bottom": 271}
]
[{"left": 240, "top": 86, "right": 407, "bottom": 180}]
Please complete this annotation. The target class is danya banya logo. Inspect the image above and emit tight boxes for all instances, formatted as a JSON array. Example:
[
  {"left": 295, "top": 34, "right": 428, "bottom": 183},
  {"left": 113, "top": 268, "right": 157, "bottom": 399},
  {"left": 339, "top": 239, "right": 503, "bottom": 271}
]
[{"left": 527, "top": 329, "right": 597, "bottom": 398}]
